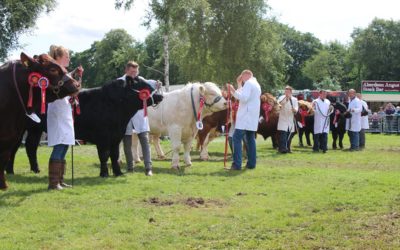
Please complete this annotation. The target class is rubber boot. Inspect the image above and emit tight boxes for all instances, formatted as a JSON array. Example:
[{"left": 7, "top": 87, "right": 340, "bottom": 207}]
[{"left": 60, "top": 160, "right": 72, "bottom": 188}]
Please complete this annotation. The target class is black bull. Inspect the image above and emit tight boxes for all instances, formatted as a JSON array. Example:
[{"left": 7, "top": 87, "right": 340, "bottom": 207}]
[{"left": 6, "top": 76, "right": 163, "bottom": 178}]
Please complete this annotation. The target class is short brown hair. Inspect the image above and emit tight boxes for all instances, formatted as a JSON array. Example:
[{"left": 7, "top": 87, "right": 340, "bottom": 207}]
[
  {"left": 126, "top": 61, "right": 139, "bottom": 70},
  {"left": 285, "top": 85, "right": 293, "bottom": 91}
]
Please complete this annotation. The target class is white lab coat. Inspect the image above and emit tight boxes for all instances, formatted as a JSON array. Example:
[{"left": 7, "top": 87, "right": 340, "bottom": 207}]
[
  {"left": 47, "top": 97, "right": 75, "bottom": 146},
  {"left": 233, "top": 77, "right": 261, "bottom": 131},
  {"left": 277, "top": 96, "right": 298, "bottom": 132},
  {"left": 119, "top": 75, "right": 150, "bottom": 135},
  {"left": 313, "top": 98, "right": 331, "bottom": 134},
  {"left": 360, "top": 99, "right": 370, "bottom": 130},
  {"left": 345, "top": 97, "right": 362, "bottom": 132}
]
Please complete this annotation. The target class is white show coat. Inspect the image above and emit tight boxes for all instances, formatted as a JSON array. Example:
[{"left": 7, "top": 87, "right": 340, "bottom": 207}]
[
  {"left": 233, "top": 77, "right": 261, "bottom": 131},
  {"left": 47, "top": 97, "right": 75, "bottom": 146},
  {"left": 345, "top": 97, "right": 362, "bottom": 132},
  {"left": 277, "top": 96, "right": 298, "bottom": 132},
  {"left": 313, "top": 98, "right": 331, "bottom": 134},
  {"left": 360, "top": 99, "right": 370, "bottom": 130},
  {"left": 119, "top": 75, "right": 150, "bottom": 135}
]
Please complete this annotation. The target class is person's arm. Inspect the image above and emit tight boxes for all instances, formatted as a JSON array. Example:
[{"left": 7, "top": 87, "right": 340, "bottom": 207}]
[{"left": 232, "top": 81, "right": 252, "bottom": 103}]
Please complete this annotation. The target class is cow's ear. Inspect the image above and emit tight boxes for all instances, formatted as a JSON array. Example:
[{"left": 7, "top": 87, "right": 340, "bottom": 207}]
[
  {"left": 199, "top": 85, "right": 206, "bottom": 96},
  {"left": 20, "top": 53, "right": 39, "bottom": 68}
]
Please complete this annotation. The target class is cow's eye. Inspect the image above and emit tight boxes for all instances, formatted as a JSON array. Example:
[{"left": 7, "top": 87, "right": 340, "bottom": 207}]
[{"left": 49, "top": 68, "right": 59, "bottom": 75}]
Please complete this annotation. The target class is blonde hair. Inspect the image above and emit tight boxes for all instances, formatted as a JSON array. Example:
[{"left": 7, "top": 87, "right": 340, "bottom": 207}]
[
  {"left": 241, "top": 69, "right": 253, "bottom": 77},
  {"left": 49, "top": 45, "right": 69, "bottom": 60}
]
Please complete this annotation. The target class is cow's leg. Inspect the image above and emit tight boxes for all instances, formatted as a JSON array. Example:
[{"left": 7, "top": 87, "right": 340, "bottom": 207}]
[
  {"left": 25, "top": 129, "right": 42, "bottom": 173},
  {"left": 169, "top": 127, "right": 182, "bottom": 169},
  {"left": 332, "top": 130, "right": 338, "bottom": 149},
  {"left": 338, "top": 132, "right": 345, "bottom": 149},
  {"left": 200, "top": 133, "right": 210, "bottom": 161},
  {"left": 152, "top": 134, "right": 165, "bottom": 159},
  {"left": 298, "top": 128, "right": 304, "bottom": 147},
  {"left": 110, "top": 144, "right": 123, "bottom": 177},
  {"left": 96, "top": 145, "right": 110, "bottom": 178},
  {"left": 0, "top": 151, "right": 11, "bottom": 190},
  {"left": 272, "top": 132, "right": 279, "bottom": 149},
  {"left": 5, "top": 141, "right": 20, "bottom": 175},
  {"left": 305, "top": 130, "right": 312, "bottom": 146},
  {"left": 183, "top": 138, "right": 193, "bottom": 167}
]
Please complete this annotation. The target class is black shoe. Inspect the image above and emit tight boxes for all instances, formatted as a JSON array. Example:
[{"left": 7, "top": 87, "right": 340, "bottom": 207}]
[
  {"left": 126, "top": 168, "right": 134, "bottom": 173},
  {"left": 229, "top": 165, "right": 241, "bottom": 171},
  {"left": 322, "top": 150, "right": 327, "bottom": 153},
  {"left": 312, "top": 150, "right": 319, "bottom": 153}
]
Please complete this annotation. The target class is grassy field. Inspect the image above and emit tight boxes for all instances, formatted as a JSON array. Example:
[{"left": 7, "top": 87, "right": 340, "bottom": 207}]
[{"left": 1, "top": 133, "right": 400, "bottom": 249}]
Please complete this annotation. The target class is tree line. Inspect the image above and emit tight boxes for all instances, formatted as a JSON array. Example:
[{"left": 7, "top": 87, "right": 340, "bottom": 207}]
[{"left": 3, "top": 1, "right": 400, "bottom": 92}]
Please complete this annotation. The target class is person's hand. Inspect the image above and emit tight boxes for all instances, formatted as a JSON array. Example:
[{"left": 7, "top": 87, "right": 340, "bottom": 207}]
[
  {"left": 292, "top": 108, "right": 297, "bottom": 113},
  {"left": 227, "top": 84, "right": 236, "bottom": 95}
]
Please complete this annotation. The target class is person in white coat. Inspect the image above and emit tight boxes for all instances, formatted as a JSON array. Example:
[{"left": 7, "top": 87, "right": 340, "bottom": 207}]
[
  {"left": 345, "top": 89, "right": 362, "bottom": 151},
  {"left": 357, "top": 93, "right": 369, "bottom": 149},
  {"left": 121, "top": 61, "right": 155, "bottom": 176},
  {"left": 312, "top": 90, "right": 331, "bottom": 153},
  {"left": 47, "top": 45, "right": 82, "bottom": 190},
  {"left": 277, "top": 86, "right": 298, "bottom": 153},
  {"left": 227, "top": 70, "right": 261, "bottom": 170}
]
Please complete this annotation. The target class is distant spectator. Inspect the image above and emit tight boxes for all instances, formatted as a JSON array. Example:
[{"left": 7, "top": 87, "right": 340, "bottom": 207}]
[
  {"left": 385, "top": 103, "right": 395, "bottom": 132},
  {"left": 377, "top": 107, "right": 386, "bottom": 120}
]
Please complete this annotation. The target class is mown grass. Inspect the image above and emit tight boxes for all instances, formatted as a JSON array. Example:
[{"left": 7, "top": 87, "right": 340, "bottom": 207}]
[{"left": 1, "top": 133, "right": 399, "bottom": 249}]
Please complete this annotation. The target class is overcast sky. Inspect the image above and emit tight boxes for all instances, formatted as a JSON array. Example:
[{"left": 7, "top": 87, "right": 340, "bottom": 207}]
[{"left": 8, "top": 0, "right": 400, "bottom": 60}]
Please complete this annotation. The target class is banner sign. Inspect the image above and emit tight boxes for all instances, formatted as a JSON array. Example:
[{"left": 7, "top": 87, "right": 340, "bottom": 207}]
[{"left": 361, "top": 81, "right": 400, "bottom": 94}]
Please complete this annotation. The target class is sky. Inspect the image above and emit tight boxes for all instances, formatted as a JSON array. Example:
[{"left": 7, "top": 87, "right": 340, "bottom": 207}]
[{"left": 7, "top": 0, "right": 400, "bottom": 61}]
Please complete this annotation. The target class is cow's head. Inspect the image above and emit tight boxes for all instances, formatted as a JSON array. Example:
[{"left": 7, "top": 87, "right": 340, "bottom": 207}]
[
  {"left": 20, "top": 53, "right": 81, "bottom": 102},
  {"left": 106, "top": 76, "right": 163, "bottom": 108},
  {"left": 298, "top": 100, "right": 314, "bottom": 115},
  {"left": 199, "top": 82, "right": 227, "bottom": 112}
]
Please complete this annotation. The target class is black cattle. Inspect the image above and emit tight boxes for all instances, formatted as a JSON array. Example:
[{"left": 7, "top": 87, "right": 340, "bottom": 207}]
[
  {"left": 0, "top": 53, "right": 80, "bottom": 190},
  {"left": 328, "top": 96, "right": 347, "bottom": 149},
  {"left": 6, "top": 76, "right": 163, "bottom": 178}
]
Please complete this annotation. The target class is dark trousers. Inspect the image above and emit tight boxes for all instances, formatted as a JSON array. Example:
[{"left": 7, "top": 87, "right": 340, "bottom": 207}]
[
  {"left": 279, "top": 130, "right": 293, "bottom": 153},
  {"left": 313, "top": 133, "right": 328, "bottom": 152},
  {"left": 359, "top": 129, "right": 366, "bottom": 148}
]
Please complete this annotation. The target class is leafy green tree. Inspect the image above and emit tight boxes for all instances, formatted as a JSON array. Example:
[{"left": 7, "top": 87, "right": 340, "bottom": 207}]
[
  {"left": 350, "top": 18, "right": 400, "bottom": 89},
  {"left": 70, "top": 29, "right": 146, "bottom": 87},
  {"left": 277, "top": 24, "right": 322, "bottom": 89},
  {"left": 0, "top": 0, "right": 56, "bottom": 60}
]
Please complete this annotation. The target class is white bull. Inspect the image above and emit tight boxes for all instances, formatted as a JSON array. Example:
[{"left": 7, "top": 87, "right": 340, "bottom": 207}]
[{"left": 147, "top": 82, "right": 227, "bottom": 169}]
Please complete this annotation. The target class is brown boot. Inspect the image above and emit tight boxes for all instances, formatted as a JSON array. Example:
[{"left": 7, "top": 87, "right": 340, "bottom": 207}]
[
  {"left": 48, "top": 159, "right": 63, "bottom": 190},
  {"left": 60, "top": 160, "right": 72, "bottom": 188}
]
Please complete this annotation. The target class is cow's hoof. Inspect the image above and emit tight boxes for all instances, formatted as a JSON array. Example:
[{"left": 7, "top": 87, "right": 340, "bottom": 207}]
[
  {"left": 185, "top": 162, "right": 192, "bottom": 167},
  {"left": 158, "top": 155, "right": 166, "bottom": 160},
  {"left": 113, "top": 172, "right": 124, "bottom": 177},
  {"left": 31, "top": 168, "right": 40, "bottom": 174},
  {"left": 0, "top": 182, "right": 8, "bottom": 191},
  {"left": 100, "top": 172, "right": 109, "bottom": 178},
  {"left": 171, "top": 165, "right": 180, "bottom": 170},
  {"left": 200, "top": 157, "right": 208, "bottom": 161}
]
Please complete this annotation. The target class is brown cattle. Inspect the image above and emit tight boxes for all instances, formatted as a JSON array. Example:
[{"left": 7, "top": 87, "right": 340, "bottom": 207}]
[
  {"left": 256, "top": 93, "right": 280, "bottom": 148},
  {"left": 0, "top": 53, "right": 81, "bottom": 190}
]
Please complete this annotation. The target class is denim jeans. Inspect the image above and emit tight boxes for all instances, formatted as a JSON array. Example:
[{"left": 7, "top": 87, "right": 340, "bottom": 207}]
[
  {"left": 313, "top": 133, "right": 328, "bottom": 152},
  {"left": 279, "top": 130, "right": 292, "bottom": 152},
  {"left": 232, "top": 129, "right": 256, "bottom": 169},
  {"left": 50, "top": 144, "right": 69, "bottom": 161},
  {"left": 348, "top": 131, "right": 360, "bottom": 150}
]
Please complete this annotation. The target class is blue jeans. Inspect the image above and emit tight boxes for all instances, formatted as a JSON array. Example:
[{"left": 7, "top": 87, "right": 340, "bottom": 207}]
[
  {"left": 232, "top": 129, "right": 256, "bottom": 169},
  {"left": 50, "top": 144, "right": 69, "bottom": 161},
  {"left": 359, "top": 129, "right": 366, "bottom": 148},
  {"left": 348, "top": 131, "right": 360, "bottom": 150}
]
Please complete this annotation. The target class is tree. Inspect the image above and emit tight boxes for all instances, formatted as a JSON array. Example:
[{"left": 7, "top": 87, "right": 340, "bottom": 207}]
[
  {"left": 0, "top": 0, "right": 56, "bottom": 60},
  {"left": 115, "top": 0, "right": 208, "bottom": 91},
  {"left": 350, "top": 18, "right": 400, "bottom": 89},
  {"left": 70, "top": 29, "right": 146, "bottom": 87},
  {"left": 278, "top": 24, "right": 322, "bottom": 89}
]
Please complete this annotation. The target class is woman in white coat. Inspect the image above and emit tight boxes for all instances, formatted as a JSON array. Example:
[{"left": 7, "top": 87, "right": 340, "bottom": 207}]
[
  {"left": 227, "top": 70, "right": 261, "bottom": 170},
  {"left": 47, "top": 45, "right": 82, "bottom": 190},
  {"left": 277, "top": 86, "right": 298, "bottom": 153},
  {"left": 357, "top": 93, "right": 369, "bottom": 149}
]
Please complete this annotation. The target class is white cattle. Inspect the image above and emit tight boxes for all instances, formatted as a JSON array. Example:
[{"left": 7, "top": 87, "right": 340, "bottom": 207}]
[{"left": 147, "top": 82, "right": 227, "bottom": 169}]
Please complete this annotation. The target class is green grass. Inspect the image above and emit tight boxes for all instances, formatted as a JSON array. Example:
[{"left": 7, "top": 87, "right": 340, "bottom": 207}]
[{"left": 1, "top": 134, "right": 400, "bottom": 249}]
